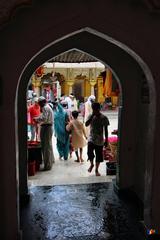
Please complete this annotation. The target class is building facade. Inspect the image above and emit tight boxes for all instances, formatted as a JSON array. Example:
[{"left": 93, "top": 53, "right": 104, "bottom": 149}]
[{"left": 31, "top": 62, "right": 119, "bottom": 106}]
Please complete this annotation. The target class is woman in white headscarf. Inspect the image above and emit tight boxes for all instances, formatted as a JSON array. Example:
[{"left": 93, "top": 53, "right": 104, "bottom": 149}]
[{"left": 84, "top": 95, "right": 95, "bottom": 137}]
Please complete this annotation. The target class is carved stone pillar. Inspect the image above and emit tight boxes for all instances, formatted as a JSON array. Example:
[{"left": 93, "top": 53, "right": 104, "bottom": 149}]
[
  {"left": 65, "top": 68, "right": 75, "bottom": 94},
  {"left": 89, "top": 69, "right": 97, "bottom": 96},
  {"left": 89, "top": 80, "right": 97, "bottom": 95},
  {"left": 97, "top": 76, "right": 105, "bottom": 103},
  {"left": 31, "top": 74, "right": 41, "bottom": 97},
  {"left": 66, "top": 81, "right": 74, "bottom": 95}
]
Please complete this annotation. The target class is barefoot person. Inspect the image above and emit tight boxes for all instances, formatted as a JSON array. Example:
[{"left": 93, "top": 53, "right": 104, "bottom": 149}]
[
  {"left": 66, "top": 110, "right": 87, "bottom": 163},
  {"left": 85, "top": 102, "right": 109, "bottom": 176}
]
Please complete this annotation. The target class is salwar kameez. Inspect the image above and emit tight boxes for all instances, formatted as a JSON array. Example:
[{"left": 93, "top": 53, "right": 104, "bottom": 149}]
[
  {"left": 57, "top": 138, "right": 70, "bottom": 160},
  {"left": 54, "top": 103, "right": 70, "bottom": 160}
]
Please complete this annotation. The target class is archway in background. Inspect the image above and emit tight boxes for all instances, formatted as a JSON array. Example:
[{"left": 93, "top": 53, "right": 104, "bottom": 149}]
[
  {"left": 16, "top": 28, "right": 155, "bottom": 227},
  {"left": 27, "top": 53, "right": 120, "bottom": 186}
]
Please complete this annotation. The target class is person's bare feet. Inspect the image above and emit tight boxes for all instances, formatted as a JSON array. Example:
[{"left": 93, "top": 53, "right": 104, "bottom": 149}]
[
  {"left": 74, "top": 159, "right": 80, "bottom": 163},
  {"left": 95, "top": 171, "right": 101, "bottom": 176},
  {"left": 80, "top": 158, "right": 84, "bottom": 163},
  {"left": 88, "top": 164, "right": 94, "bottom": 173}
]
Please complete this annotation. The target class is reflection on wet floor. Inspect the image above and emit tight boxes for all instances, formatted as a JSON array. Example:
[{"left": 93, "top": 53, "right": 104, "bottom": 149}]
[
  {"left": 20, "top": 182, "right": 145, "bottom": 240},
  {"left": 24, "top": 111, "right": 145, "bottom": 239}
]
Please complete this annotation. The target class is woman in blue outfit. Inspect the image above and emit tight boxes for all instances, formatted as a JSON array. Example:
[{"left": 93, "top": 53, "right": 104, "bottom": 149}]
[{"left": 54, "top": 103, "right": 70, "bottom": 160}]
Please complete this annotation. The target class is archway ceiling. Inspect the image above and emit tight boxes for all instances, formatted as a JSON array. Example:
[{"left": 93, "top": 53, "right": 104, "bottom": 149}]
[
  {"left": 0, "top": 0, "right": 159, "bottom": 28},
  {"left": 48, "top": 50, "right": 98, "bottom": 63}
]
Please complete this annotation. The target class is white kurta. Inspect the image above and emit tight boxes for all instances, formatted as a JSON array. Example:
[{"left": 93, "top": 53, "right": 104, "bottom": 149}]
[{"left": 84, "top": 101, "right": 93, "bottom": 137}]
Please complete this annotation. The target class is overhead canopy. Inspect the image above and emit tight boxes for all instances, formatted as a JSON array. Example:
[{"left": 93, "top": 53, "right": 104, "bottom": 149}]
[{"left": 49, "top": 50, "right": 98, "bottom": 63}]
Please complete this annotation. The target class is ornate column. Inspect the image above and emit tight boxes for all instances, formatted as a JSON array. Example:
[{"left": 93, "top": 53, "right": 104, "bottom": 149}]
[
  {"left": 65, "top": 68, "right": 75, "bottom": 94},
  {"left": 89, "top": 69, "right": 97, "bottom": 96},
  {"left": 31, "top": 74, "right": 41, "bottom": 97},
  {"left": 66, "top": 81, "right": 74, "bottom": 94},
  {"left": 97, "top": 76, "right": 105, "bottom": 103},
  {"left": 90, "top": 80, "right": 97, "bottom": 95},
  {"left": 104, "top": 68, "right": 112, "bottom": 97}
]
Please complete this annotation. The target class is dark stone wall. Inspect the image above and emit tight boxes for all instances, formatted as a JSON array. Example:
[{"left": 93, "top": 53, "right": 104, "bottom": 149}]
[{"left": 0, "top": 0, "right": 160, "bottom": 238}]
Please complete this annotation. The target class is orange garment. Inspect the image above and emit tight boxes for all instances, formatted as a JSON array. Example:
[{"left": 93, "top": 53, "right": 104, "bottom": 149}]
[
  {"left": 103, "top": 69, "right": 112, "bottom": 97},
  {"left": 28, "top": 104, "right": 41, "bottom": 125}
]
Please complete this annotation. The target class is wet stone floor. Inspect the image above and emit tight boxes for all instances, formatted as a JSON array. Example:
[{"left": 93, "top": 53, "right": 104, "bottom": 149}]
[{"left": 20, "top": 182, "right": 145, "bottom": 240}]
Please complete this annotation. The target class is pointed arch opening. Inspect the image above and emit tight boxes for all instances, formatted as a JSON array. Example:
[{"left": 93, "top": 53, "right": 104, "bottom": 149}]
[{"left": 16, "top": 28, "right": 156, "bottom": 228}]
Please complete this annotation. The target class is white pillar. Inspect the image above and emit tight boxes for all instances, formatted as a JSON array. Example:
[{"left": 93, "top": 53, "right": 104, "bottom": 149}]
[
  {"left": 56, "top": 81, "right": 61, "bottom": 98},
  {"left": 91, "top": 85, "right": 95, "bottom": 95},
  {"left": 69, "top": 85, "right": 72, "bottom": 94}
]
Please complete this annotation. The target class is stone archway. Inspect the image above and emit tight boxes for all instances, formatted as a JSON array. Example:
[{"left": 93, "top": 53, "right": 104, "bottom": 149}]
[{"left": 16, "top": 28, "right": 155, "bottom": 229}]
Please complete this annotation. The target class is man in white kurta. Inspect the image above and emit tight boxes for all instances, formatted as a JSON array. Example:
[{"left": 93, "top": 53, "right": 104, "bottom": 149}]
[
  {"left": 34, "top": 96, "right": 55, "bottom": 170},
  {"left": 84, "top": 95, "right": 95, "bottom": 137}
]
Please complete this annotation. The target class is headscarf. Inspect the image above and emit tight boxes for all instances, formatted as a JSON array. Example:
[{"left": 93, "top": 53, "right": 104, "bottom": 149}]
[
  {"left": 87, "top": 95, "right": 95, "bottom": 105},
  {"left": 54, "top": 103, "right": 68, "bottom": 144},
  {"left": 84, "top": 95, "right": 95, "bottom": 122}
]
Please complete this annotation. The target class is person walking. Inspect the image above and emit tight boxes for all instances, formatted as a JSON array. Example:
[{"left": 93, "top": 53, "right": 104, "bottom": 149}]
[
  {"left": 84, "top": 95, "right": 95, "bottom": 137},
  {"left": 65, "top": 93, "right": 77, "bottom": 119},
  {"left": 34, "top": 96, "right": 55, "bottom": 170},
  {"left": 54, "top": 103, "right": 70, "bottom": 160},
  {"left": 70, "top": 93, "right": 78, "bottom": 111},
  {"left": 85, "top": 102, "right": 109, "bottom": 176},
  {"left": 28, "top": 97, "right": 41, "bottom": 141},
  {"left": 66, "top": 110, "right": 87, "bottom": 163}
]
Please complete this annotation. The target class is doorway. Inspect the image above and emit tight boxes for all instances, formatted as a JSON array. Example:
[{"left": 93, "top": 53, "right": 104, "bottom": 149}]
[
  {"left": 26, "top": 57, "right": 119, "bottom": 187},
  {"left": 73, "top": 79, "right": 84, "bottom": 101},
  {"left": 17, "top": 28, "right": 155, "bottom": 236}
]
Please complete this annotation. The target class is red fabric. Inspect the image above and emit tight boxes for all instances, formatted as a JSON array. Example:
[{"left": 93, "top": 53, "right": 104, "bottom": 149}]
[
  {"left": 103, "top": 147, "right": 114, "bottom": 161},
  {"left": 108, "top": 136, "right": 118, "bottom": 143},
  {"left": 27, "top": 108, "right": 31, "bottom": 124},
  {"left": 28, "top": 104, "right": 40, "bottom": 125},
  {"left": 35, "top": 66, "right": 44, "bottom": 77},
  {"left": 28, "top": 161, "right": 36, "bottom": 176}
]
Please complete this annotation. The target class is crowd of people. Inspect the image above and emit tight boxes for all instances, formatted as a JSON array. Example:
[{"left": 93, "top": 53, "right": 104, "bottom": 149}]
[{"left": 27, "top": 93, "right": 110, "bottom": 176}]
